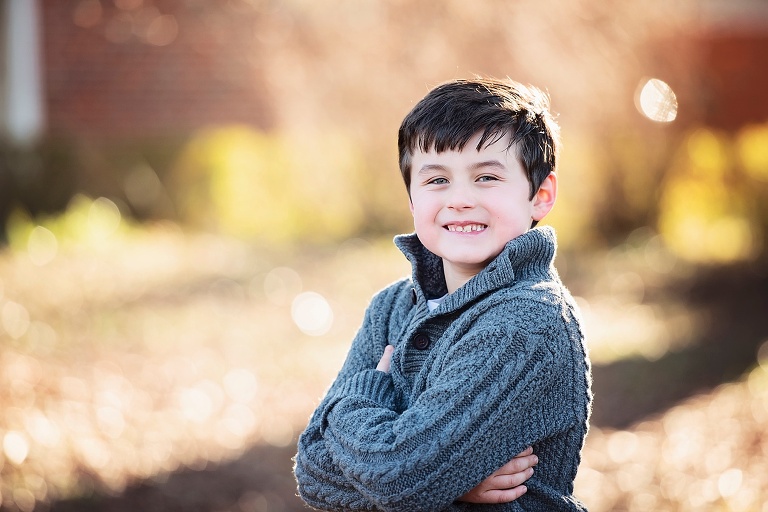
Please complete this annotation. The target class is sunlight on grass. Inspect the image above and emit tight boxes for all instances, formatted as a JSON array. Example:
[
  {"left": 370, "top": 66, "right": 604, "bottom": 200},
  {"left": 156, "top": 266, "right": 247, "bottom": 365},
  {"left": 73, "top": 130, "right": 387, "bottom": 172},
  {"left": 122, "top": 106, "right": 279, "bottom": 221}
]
[
  {"left": 262, "top": 267, "right": 303, "bottom": 306},
  {"left": 1, "top": 300, "right": 31, "bottom": 340},
  {"left": 0, "top": 215, "right": 765, "bottom": 510},
  {"left": 577, "top": 363, "right": 768, "bottom": 511},
  {"left": 0, "top": 215, "right": 408, "bottom": 509},
  {"left": 568, "top": 227, "right": 698, "bottom": 364}
]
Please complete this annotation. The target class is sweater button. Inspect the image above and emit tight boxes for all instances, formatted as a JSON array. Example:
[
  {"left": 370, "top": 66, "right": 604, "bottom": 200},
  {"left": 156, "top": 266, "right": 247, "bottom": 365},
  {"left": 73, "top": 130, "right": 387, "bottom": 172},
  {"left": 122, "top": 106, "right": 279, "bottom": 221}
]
[{"left": 412, "top": 332, "right": 430, "bottom": 350}]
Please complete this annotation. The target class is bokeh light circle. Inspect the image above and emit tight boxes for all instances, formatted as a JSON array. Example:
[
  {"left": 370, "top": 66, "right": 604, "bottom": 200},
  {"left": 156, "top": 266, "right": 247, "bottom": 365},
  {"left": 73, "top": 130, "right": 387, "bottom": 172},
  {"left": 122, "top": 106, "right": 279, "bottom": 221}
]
[
  {"left": 3, "top": 431, "right": 30, "bottom": 465},
  {"left": 262, "top": 266, "right": 302, "bottom": 306},
  {"left": 2, "top": 301, "right": 30, "bottom": 339},
  {"left": 291, "top": 291, "right": 333, "bottom": 336},
  {"left": 28, "top": 226, "right": 58, "bottom": 266},
  {"left": 636, "top": 78, "right": 678, "bottom": 123}
]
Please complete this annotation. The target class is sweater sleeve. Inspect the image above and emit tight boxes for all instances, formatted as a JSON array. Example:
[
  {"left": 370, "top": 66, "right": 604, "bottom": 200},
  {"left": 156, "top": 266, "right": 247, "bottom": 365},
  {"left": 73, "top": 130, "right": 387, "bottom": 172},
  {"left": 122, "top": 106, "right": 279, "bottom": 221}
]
[
  {"left": 294, "top": 284, "right": 408, "bottom": 510},
  {"left": 320, "top": 317, "right": 577, "bottom": 512}
]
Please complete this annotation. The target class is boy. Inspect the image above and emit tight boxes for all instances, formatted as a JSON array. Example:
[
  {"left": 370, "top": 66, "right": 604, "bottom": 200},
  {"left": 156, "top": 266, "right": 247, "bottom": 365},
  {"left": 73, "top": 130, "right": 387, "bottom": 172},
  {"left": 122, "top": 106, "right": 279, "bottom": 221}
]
[{"left": 294, "top": 78, "right": 592, "bottom": 511}]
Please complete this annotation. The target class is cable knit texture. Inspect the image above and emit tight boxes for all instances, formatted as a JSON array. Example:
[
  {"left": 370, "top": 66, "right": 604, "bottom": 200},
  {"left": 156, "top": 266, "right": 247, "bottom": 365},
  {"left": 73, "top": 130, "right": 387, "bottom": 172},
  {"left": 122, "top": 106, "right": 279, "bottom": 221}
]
[{"left": 294, "top": 227, "right": 592, "bottom": 511}]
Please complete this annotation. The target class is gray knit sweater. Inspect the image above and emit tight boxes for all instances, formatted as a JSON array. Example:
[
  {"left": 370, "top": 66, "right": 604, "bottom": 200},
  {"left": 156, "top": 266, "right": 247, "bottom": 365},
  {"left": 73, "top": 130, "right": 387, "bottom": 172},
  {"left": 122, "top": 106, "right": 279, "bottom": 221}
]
[{"left": 294, "top": 227, "right": 592, "bottom": 511}]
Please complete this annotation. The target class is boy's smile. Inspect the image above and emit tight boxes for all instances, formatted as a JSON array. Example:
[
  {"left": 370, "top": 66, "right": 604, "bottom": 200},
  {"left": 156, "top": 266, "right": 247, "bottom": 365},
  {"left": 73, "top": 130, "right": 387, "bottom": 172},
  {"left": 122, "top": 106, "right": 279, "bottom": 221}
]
[
  {"left": 445, "top": 222, "right": 486, "bottom": 232},
  {"left": 409, "top": 133, "right": 556, "bottom": 293}
]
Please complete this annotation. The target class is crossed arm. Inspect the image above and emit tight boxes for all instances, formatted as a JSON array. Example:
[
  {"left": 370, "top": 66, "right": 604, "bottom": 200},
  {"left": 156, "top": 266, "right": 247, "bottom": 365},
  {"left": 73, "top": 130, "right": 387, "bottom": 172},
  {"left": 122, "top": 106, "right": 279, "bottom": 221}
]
[
  {"left": 376, "top": 345, "right": 536, "bottom": 505},
  {"left": 295, "top": 316, "right": 553, "bottom": 511}
]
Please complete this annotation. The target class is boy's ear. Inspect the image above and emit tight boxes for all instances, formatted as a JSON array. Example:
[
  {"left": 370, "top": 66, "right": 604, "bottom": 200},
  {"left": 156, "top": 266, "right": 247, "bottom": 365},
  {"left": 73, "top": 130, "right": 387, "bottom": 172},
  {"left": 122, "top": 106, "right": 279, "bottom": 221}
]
[
  {"left": 409, "top": 197, "right": 415, "bottom": 216},
  {"left": 532, "top": 172, "right": 557, "bottom": 222}
]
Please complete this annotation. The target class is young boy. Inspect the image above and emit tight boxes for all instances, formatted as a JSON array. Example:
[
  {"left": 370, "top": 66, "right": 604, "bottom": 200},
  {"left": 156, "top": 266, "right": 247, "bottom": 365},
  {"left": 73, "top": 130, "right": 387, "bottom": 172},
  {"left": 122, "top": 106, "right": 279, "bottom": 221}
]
[{"left": 294, "top": 78, "right": 592, "bottom": 511}]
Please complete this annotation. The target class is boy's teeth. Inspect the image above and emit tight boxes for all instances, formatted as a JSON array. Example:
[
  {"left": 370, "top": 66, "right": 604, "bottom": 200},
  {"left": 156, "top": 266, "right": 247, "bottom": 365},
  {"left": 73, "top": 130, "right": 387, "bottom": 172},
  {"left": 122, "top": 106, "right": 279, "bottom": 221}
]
[{"left": 448, "top": 224, "right": 486, "bottom": 232}]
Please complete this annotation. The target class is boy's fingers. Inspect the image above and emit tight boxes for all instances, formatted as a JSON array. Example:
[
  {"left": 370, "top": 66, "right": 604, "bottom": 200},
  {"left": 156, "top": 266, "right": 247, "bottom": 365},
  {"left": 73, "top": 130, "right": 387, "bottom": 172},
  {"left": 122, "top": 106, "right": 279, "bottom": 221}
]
[
  {"left": 486, "top": 485, "right": 528, "bottom": 504},
  {"left": 376, "top": 345, "right": 394, "bottom": 372},
  {"left": 459, "top": 449, "right": 537, "bottom": 504},
  {"left": 514, "top": 446, "right": 534, "bottom": 458},
  {"left": 498, "top": 453, "right": 538, "bottom": 475},
  {"left": 492, "top": 467, "right": 534, "bottom": 489}
]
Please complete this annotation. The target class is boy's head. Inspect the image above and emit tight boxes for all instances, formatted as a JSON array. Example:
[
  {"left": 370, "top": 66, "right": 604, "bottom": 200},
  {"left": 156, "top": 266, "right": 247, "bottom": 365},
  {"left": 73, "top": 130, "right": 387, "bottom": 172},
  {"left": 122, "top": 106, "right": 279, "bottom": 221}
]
[
  {"left": 398, "top": 77, "right": 560, "bottom": 200},
  {"left": 398, "top": 78, "right": 561, "bottom": 292}
]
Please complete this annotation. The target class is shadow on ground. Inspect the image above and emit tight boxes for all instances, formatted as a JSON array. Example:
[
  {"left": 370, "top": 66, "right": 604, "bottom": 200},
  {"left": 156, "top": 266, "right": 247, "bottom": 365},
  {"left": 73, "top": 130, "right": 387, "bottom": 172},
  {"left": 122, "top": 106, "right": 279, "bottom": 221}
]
[
  {"left": 43, "top": 260, "right": 768, "bottom": 512},
  {"left": 48, "top": 444, "right": 306, "bottom": 512},
  {"left": 590, "top": 259, "right": 768, "bottom": 429}
]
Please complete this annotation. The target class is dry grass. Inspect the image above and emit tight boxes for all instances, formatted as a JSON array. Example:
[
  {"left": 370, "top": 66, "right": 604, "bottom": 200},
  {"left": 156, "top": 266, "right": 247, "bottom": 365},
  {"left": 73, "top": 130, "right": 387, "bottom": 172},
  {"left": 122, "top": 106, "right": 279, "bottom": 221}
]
[{"left": 0, "top": 222, "right": 765, "bottom": 511}]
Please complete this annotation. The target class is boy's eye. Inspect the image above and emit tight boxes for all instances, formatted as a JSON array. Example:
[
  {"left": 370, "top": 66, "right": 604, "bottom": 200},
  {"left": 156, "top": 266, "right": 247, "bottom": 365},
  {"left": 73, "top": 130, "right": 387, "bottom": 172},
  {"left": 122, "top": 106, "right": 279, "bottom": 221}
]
[
  {"left": 477, "top": 175, "right": 499, "bottom": 182},
  {"left": 427, "top": 177, "right": 448, "bottom": 185}
]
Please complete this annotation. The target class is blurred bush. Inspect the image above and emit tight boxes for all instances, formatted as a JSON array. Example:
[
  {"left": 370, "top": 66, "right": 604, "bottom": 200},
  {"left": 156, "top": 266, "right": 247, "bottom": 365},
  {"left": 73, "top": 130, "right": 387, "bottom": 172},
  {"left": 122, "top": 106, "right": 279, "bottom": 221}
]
[
  {"left": 1, "top": 127, "right": 415, "bottom": 249},
  {"left": 168, "top": 125, "right": 406, "bottom": 246},
  {"left": 0, "top": 136, "right": 181, "bottom": 236},
  {"left": 1, "top": 0, "right": 765, "bottom": 260},
  {"left": 658, "top": 124, "right": 768, "bottom": 264},
  {"left": 0, "top": 140, "right": 80, "bottom": 229},
  {"left": 3, "top": 120, "right": 768, "bottom": 263},
  {"left": 5, "top": 195, "right": 129, "bottom": 259}
]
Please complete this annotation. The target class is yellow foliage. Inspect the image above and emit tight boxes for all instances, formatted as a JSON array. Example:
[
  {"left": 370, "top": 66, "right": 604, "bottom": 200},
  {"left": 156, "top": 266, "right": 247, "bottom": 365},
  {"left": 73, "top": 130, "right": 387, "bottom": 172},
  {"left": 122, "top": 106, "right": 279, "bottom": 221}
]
[
  {"left": 6, "top": 195, "right": 128, "bottom": 258},
  {"left": 686, "top": 128, "right": 730, "bottom": 179},
  {"left": 543, "top": 130, "right": 598, "bottom": 247},
  {"left": 658, "top": 129, "right": 760, "bottom": 264},
  {"left": 170, "top": 126, "right": 366, "bottom": 246},
  {"left": 736, "top": 124, "right": 768, "bottom": 182}
]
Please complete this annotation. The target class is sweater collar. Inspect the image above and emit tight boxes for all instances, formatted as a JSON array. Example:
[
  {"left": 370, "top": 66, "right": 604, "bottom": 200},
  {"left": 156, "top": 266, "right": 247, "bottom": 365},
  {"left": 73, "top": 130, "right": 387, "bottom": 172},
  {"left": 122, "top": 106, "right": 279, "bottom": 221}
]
[{"left": 394, "top": 227, "right": 558, "bottom": 313}]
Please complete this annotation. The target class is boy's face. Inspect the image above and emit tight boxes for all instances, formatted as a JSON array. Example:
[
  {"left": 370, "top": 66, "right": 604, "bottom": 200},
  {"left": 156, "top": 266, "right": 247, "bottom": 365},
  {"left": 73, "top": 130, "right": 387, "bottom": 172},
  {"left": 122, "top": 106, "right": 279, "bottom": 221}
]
[{"left": 408, "top": 132, "right": 556, "bottom": 292}]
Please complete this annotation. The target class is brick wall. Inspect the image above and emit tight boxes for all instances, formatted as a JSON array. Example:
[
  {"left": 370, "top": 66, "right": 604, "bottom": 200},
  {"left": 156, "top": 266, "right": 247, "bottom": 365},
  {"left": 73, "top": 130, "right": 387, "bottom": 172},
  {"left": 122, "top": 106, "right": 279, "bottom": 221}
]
[
  {"left": 38, "top": 1, "right": 768, "bottom": 140},
  {"left": 41, "top": 0, "right": 274, "bottom": 139}
]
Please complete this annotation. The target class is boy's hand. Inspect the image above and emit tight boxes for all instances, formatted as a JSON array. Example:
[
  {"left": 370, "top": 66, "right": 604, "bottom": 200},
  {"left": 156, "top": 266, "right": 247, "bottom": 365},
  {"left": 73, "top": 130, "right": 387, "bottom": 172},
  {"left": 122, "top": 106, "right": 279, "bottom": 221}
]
[
  {"left": 457, "top": 447, "right": 538, "bottom": 504},
  {"left": 376, "top": 345, "right": 394, "bottom": 373}
]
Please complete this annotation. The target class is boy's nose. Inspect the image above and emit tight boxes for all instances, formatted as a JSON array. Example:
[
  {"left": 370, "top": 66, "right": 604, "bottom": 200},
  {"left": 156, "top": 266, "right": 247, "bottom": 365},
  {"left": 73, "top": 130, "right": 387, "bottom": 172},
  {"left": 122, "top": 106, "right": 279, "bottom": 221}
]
[{"left": 446, "top": 183, "right": 476, "bottom": 209}]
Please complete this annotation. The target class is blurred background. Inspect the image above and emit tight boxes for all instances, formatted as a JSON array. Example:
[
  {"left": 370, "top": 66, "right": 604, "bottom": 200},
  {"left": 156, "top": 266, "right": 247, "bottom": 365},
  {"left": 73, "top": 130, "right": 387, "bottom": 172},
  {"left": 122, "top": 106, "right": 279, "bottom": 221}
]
[{"left": 0, "top": 0, "right": 767, "bottom": 510}]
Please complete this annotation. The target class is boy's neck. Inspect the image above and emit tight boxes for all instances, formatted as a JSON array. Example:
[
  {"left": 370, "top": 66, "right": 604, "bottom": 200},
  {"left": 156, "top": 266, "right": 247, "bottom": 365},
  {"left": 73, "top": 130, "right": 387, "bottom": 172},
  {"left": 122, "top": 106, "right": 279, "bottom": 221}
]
[{"left": 442, "top": 261, "right": 485, "bottom": 294}]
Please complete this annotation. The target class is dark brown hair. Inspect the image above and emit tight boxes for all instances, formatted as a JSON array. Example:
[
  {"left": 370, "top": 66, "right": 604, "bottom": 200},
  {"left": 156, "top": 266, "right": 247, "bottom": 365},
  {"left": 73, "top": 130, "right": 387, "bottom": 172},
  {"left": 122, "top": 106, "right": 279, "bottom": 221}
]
[{"left": 398, "top": 77, "right": 560, "bottom": 200}]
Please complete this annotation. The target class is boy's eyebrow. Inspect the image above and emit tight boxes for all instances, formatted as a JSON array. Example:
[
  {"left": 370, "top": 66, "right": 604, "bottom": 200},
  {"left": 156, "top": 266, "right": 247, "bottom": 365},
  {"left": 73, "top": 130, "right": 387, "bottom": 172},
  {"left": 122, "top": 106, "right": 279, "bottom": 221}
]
[
  {"left": 470, "top": 159, "right": 507, "bottom": 171},
  {"left": 417, "top": 164, "right": 448, "bottom": 174},
  {"left": 417, "top": 160, "right": 507, "bottom": 174}
]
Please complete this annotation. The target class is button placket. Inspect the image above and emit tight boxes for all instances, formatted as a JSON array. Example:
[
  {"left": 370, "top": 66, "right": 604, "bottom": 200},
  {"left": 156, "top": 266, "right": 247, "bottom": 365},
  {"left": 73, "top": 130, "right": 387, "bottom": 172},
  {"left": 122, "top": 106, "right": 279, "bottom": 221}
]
[{"left": 412, "top": 332, "right": 430, "bottom": 350}]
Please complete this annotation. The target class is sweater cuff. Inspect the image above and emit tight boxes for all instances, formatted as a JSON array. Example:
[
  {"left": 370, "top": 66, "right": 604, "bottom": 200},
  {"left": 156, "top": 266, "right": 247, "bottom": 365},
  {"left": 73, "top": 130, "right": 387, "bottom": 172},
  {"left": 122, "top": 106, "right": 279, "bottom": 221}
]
[
  {"left": 319, "top": 370, "right": 396, "bottom": 435},
  {"left": 338, "top": 369, "right": 396, "bottom": 409}
]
